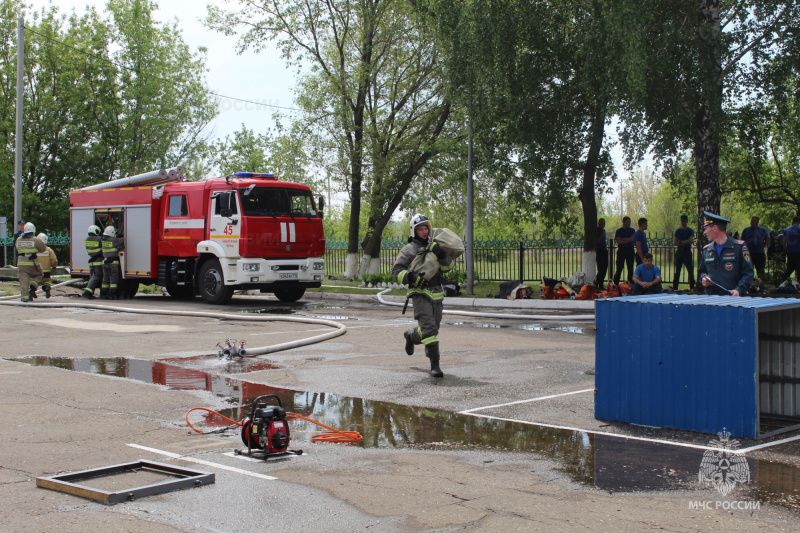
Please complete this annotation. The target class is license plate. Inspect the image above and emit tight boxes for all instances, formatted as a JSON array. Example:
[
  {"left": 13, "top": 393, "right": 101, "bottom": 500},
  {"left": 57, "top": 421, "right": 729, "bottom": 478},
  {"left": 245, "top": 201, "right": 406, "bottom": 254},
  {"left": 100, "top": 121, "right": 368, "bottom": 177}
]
[{"left": 279, "top": 273, "right": 298, "bottom": 279}]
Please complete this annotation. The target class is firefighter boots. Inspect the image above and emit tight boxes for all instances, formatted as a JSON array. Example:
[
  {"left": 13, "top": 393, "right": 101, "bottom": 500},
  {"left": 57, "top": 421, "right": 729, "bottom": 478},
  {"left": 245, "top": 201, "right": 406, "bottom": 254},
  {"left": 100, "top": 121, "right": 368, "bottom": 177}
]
[
  {"left": 426, "top": 343, "right": 444, "bottom": 378},
  {"left": 29, "top": 286, "right": 37, "bottom": 300},
  {"left": 81, "top": 290, "right": 95, "bottom": 299},
  {"left": 99, "top": 289, "right": 109, "bottom": 299},
  {"left": 403, "top": 330, "right": 415, "bottom": 356},
  {"left": 43, "top": 285, "right": 51, "bottom": 298}
]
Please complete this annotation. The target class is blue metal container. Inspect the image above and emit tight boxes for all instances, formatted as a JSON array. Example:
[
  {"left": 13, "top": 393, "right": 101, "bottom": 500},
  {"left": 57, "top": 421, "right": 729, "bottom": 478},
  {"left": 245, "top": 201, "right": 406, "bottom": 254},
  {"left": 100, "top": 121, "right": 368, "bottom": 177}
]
[{"left": 595, "top": 295, "right": 800, "bottom": 439}]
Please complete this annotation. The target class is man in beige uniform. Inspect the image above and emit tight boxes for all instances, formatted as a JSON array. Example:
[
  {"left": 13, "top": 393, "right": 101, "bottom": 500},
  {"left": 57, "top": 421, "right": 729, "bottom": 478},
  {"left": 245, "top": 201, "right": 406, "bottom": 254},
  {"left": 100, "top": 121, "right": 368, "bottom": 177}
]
[
  {"left": 36, "top": 233, "right": 58, "bottom": 298},
  {"left": 15, "top": 223, "right": 45, "bottom": 302}
]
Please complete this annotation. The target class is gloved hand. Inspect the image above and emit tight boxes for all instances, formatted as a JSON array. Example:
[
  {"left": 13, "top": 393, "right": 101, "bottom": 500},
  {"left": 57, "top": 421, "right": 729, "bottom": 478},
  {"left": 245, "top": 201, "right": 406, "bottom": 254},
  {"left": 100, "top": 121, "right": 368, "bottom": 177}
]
[
  {"left": 406, "top": 271, "right": 425, "bottom": 287},
  {"left": 426, "top": 242, "right": 447, "bottom": 260},
  {"left": 426, "top": 242, "right": 441, "bottom": 255}
]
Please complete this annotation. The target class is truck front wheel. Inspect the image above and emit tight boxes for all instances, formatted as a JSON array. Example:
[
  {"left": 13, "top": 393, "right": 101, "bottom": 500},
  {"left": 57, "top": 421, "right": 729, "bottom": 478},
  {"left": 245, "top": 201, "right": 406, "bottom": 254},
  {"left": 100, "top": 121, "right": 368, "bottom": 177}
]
[
  {"left": 274, "top": 287, "right": 306, "bottom": 302},
  {"left": 199, "top": 259, "right": 234, "bottom": 305}
]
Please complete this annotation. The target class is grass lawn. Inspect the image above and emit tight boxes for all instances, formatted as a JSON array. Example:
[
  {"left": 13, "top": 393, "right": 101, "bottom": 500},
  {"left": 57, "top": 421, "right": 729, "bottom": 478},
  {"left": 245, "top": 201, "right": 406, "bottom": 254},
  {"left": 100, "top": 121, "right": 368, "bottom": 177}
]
[{"left": 309, "top": 280, "right": 541, "bottom": 299}]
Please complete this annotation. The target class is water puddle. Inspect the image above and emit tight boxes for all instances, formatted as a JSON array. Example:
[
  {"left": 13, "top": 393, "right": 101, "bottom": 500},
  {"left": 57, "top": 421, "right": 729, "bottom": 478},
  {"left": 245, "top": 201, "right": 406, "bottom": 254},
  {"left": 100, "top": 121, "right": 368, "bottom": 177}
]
[
  {"left": 448, "top": 321, "right": 594, "bottom": 335},
  {"left": 7, "top": 355, "right": 800, "bottom": 511}
]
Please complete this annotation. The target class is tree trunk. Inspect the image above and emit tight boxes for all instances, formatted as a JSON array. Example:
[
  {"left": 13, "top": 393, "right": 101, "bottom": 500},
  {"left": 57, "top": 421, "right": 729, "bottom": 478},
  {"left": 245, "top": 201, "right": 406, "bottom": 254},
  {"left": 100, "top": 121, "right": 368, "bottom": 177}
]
[
  {"left": 693, "top": 101, "right": 721, "bottom": 248},
  {"left": 693, "top": 0, "right": 722, "bottom": 249},
  {"left": 344, "top": 12, "right": 375, "bottom": 279},
  {"left": 578, "top": 102, "right": 606, "bottom": 281}
]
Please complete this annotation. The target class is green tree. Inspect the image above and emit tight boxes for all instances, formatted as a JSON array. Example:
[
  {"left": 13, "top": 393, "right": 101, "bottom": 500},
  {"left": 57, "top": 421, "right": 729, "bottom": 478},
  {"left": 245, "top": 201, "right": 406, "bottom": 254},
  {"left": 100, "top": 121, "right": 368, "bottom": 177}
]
[
  {"left": 619, "top": 1, "right": 800, "bottom": 244},
  {"left": 422, "top": 0, "right": 641, "bottom": 279},
  {"left": 208, "top": 0, "right": 453, "bottom": 278},
  {"left": 107, "top": 0, "right": 216, "bottom": 176},
  {"left": 211, "top": 126, "right": 271, "bottom": 175},
  {"left": 0, "top": 0, "right": 216, "bottom": 234}
]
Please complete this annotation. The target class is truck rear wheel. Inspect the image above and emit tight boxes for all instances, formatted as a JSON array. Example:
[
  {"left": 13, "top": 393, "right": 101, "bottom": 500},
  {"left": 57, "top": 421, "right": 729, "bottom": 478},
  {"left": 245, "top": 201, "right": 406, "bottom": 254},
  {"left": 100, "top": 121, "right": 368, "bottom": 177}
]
[
  {"left": 199, "top": 259, "right": 234, "bottom": 305},
  {"left": 274, "top": 287, "right": 306, "bottom": 302}
]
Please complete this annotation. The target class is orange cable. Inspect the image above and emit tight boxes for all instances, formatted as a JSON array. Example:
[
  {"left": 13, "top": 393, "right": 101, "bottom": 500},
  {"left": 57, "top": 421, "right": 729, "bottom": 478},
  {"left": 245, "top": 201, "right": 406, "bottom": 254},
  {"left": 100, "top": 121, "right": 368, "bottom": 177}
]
[{"left": 185, "top": 407, "right": 362, "bottom": 443}]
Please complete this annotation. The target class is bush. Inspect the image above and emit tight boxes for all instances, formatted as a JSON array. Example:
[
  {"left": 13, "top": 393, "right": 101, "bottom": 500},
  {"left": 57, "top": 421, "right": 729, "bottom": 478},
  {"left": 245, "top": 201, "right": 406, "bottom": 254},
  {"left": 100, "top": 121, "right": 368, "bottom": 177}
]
[{"left": 362, "top": 273, "right": 394, "bottom": 285}]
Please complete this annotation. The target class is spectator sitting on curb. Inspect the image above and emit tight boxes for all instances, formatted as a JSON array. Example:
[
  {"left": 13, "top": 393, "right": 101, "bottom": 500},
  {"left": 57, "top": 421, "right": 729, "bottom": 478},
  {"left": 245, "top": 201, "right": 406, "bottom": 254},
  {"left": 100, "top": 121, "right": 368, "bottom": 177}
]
[{"left": 633, "top": 253, "right": 662, "bottom": 295}]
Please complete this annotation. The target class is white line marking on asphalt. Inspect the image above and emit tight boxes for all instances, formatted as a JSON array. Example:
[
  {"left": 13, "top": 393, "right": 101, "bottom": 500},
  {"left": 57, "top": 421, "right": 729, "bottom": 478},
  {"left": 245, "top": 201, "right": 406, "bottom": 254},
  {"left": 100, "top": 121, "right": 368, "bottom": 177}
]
[
  {"left": 461, "top": 413, "right": 735, "bottom": 453},
  {"left": 461, "top": 390, "right": 798, "bottom": 453},
  {"left": 127, "top": 443, "right": 277, "bottom": 480},
  {"left": 0, "top": 371, "right": 22, "bottom": 375},
  {"left": 738, "top": 434, "right": 800, "bottom": 453},
  {"left": 459, "top": 389, "right": 594, "bottom": 414}
]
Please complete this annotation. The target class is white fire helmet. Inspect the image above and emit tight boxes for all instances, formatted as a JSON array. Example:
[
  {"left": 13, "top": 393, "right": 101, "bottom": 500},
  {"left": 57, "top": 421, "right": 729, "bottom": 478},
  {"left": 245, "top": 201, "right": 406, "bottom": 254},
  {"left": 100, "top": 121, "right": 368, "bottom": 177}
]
[
  {"left": 409, "top": 213, "right": 431, "bottom": 237},
  {"left": 104, "top": 226, "right": 117, "bottom": 238},
  {"left": 23, "top": 222, "right": 35, "bottom": 234},
  {"left": 37, "top": 233, "right": 48, "bottom": 245},
  {"left": 88, "top": 225, "right": 101, "bottom": 236}
]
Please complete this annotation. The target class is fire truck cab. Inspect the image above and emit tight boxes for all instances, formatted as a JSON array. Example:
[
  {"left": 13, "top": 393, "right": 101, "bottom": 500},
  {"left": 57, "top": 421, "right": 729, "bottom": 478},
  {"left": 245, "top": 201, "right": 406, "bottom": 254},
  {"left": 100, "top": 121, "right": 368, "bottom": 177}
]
[{"left": 70, "top": 170, "right": 325, "bottom": 304}]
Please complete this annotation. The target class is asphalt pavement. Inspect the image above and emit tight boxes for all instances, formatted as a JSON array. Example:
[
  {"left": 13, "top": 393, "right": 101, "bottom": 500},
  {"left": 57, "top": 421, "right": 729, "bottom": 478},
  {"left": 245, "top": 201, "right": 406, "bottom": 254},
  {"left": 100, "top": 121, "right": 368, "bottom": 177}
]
[{"left": 1, "top": 287, "right": 798, "bottom": 532}]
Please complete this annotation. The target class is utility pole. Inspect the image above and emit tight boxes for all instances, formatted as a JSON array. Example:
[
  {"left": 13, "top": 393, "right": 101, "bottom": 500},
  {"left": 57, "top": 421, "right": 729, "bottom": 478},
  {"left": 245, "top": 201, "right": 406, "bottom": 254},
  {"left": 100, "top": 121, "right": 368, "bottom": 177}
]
[
  {"left": 14, "top": 17, "right": 24, "bottom": 226},
  {"left": 466, "top": 117, "right": 474, "bottom": 295}
]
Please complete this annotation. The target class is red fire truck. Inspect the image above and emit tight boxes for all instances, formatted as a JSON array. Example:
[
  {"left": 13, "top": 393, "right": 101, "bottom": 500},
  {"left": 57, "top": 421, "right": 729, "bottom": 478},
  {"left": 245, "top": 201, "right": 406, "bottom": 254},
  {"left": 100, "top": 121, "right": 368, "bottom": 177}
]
[{"left": 69, "top": 169, "right": 325, "bottom": 304}]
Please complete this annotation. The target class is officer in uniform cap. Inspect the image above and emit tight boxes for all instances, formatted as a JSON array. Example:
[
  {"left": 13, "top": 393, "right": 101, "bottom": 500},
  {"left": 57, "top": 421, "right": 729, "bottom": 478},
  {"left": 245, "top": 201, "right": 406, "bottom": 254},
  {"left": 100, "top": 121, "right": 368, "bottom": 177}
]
[{"left": 697, "top": 211, "right": 754, "bottom": 296}]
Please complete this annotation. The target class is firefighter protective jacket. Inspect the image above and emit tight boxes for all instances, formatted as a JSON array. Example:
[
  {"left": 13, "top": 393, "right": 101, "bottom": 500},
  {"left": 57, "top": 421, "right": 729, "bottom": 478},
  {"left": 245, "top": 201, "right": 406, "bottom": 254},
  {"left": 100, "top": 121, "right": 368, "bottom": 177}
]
[{"left": 392, "top": 237, "right": 453, "bottom": 301}]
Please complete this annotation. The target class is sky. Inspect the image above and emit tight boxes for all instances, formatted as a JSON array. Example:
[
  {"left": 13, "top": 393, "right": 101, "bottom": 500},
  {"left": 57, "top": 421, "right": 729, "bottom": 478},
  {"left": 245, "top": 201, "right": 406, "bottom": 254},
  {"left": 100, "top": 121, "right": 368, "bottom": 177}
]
[{"left": 27, "top": 0, "right": 298, "bottom": 142}]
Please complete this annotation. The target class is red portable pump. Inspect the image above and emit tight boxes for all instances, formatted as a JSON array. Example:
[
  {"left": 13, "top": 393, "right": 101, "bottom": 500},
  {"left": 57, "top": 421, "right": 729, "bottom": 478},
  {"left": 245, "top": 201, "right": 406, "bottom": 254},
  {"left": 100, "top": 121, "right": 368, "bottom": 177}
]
[{"left": 239, "top": 395, "right": 302, "bottom": 459}]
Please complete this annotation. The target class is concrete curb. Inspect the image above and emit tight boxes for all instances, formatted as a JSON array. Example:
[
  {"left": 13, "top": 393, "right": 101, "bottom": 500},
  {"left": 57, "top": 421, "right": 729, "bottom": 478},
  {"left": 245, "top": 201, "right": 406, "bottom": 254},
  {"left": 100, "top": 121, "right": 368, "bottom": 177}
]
[{"left": 304, "top": 289, "right": 595, "bottom": 311}]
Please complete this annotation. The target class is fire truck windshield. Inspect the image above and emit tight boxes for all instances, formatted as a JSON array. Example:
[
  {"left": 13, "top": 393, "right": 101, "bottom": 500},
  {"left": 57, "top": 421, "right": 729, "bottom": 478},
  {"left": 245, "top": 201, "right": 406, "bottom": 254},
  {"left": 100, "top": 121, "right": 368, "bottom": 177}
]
[{"left": 238, "top": 187, "right": 317, "bottom": 218}]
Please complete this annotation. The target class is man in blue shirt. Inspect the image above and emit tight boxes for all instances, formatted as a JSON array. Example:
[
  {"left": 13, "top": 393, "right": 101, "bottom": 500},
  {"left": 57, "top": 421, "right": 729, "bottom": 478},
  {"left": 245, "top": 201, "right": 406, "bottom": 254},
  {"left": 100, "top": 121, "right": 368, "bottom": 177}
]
[
  {"left": 672, "top": 214, "right": 695, "bottom": 291},
  {"left": 782, "top": 216, "right": 800, "bottom": 283},
  {"left": 633, "top": 253, "right": 662, "bottom": 295},
  {"left": 634, "top": 218, "right": 649, "bottom": 266},
  {"left": 741, "top": 216, "right": 770, "bottom": 279},
  {"left": 596, "top": 218, "right": 608, "bottom": 287},
  {"left": 613, "top": 216, "right": 635, "bottom": 285}
]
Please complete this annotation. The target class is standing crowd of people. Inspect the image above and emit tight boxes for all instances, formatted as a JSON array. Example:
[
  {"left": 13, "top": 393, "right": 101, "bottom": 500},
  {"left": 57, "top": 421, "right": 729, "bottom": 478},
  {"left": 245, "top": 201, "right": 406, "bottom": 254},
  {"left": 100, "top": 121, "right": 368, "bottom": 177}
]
[{"left": 596, "top": 211, "right": 800, "bottom": 296}]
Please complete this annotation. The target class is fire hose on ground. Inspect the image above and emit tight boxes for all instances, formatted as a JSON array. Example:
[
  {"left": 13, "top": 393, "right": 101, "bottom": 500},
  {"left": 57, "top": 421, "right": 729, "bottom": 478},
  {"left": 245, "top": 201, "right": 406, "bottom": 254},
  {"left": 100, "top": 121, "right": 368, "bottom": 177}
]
[
  {"left": 375, "top": 288, "right": 596, "bottom": 322},
  {"left": 0, "top": 279, "right": 347, "bottom": 356},
  {"left": 1, "top": 279, "right": 358, "bottom": 443}
]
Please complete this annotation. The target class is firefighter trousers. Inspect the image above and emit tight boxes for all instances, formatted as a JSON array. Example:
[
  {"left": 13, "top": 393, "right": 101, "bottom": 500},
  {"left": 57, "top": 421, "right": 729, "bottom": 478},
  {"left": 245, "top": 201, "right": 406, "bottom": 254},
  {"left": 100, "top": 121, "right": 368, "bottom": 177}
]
[
  {"left": 102, "top": 259, "right": 120, "bottom": 293},
  {"left": 87, "top": 264, "right": 104, "bottom": 292},
  {"left": 407, "top": 293, "right": 443, "bottom": 357},
  {"left": 19, "top": 264, "right": 43, "bottom": 301}
]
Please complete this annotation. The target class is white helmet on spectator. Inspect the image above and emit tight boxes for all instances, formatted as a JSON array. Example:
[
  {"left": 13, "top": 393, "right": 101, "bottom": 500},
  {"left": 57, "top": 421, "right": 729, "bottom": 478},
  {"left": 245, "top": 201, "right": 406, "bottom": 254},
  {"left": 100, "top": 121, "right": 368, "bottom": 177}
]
[
  {"left": 23, "top": 222, "right": 35, "bottom": 234},
  {"left": 104, "top": 226, "right": 116, "bottom": 238},
  {"left": 409, "top": 213, "right": 431, "bottom": 237},
  {"left": 37, "top": 233, "right": 48, "bottom": 245}
]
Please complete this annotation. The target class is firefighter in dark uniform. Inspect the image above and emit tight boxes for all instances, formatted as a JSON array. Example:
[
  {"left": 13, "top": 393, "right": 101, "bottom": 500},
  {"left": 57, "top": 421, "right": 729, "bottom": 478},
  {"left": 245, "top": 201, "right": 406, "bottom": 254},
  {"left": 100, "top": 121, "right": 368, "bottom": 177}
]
[
  {"left": 15, "top": 222, "right": 45, "bottom": 302},
  {"left": 102, "top": 225, "right": 125, "bottom": 299},
  {"left": 698, "top": 212, "right": 754, "bottom": 296},
  {"left": 392, "top": 213, "right": 453, "bottom": 378},
  {"left": 81, "top": 225, "right": 104, "bottom": 299}
]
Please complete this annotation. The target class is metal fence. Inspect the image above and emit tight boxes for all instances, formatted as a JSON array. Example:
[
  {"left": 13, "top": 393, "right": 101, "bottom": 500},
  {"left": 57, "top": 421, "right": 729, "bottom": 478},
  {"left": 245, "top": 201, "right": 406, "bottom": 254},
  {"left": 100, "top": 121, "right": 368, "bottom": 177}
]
[
  {"left": 325, "top": 233, "right": 788, "bottom": 286},
  {"left": 1, "top": 232, "right": 70, "bottom": 269},
  {"left": 3, "top": 232, "right": 787, "bottom": 287}
]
